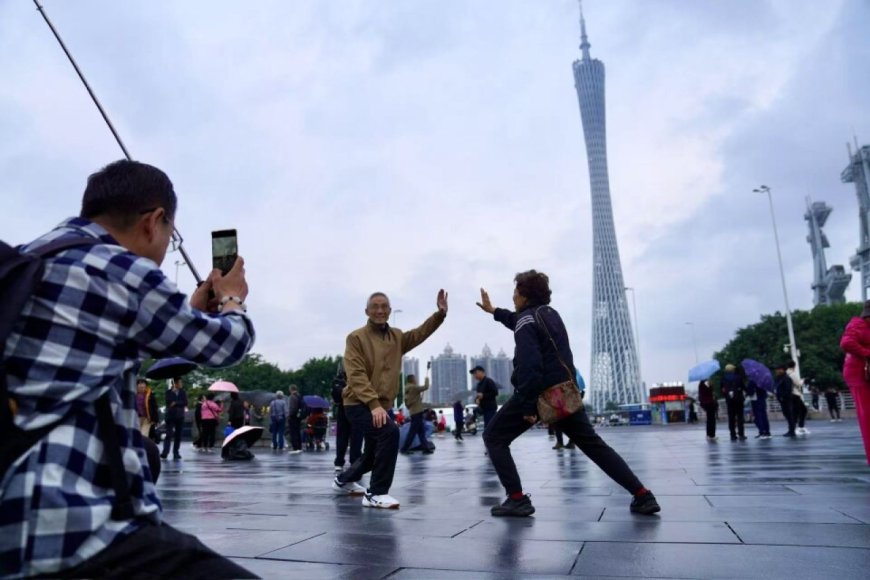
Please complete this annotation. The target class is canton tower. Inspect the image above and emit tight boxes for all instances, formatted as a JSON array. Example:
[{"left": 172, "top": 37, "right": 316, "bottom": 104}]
[{"left": 572, "top": 3, "right": 642, "bottom": 411}]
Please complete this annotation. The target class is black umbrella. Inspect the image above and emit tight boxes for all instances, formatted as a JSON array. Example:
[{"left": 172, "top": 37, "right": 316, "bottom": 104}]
[{"left": 144, "top": 357, "right": 197, "bottom": 380}]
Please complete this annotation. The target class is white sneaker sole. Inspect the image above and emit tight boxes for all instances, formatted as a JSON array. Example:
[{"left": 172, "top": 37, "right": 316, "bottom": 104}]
[{"left": 362, "top": 499, "right": 400, "bottom": 509}]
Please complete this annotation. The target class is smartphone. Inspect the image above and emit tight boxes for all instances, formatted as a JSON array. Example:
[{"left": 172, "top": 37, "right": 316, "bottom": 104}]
[{"left": 211, "top": 229, "right": 238, "bottom": 275}]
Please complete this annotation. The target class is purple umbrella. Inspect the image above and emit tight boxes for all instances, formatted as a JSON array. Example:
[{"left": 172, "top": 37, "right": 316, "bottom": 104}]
[
  {"left": 144, "top": 357, "right": 197, "bottom": 380},
  {"left": 741, "top": 359, "right": 774, "bottom": 392},
  {"left": 303, "top": 395, "right": 330, "bottom": 409}
]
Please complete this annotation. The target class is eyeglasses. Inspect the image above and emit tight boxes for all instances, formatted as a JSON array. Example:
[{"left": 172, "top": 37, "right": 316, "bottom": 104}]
[{"left": 139, "top": 207, "right": 180, "bottom": 253}]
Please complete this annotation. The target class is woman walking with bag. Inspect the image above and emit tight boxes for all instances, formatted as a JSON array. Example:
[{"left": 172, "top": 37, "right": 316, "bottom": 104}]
[
  {"left": 200, "top": 393, "right": 222, "bottom": 452},
  {"left": 476, "top": 270, "right": 660, "bottom": 517},
  {"left": 840, "top": 300, "right": 870, "bottom": 464}
]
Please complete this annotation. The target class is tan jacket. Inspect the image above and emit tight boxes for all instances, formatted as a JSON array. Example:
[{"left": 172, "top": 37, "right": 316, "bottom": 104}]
[
  {"left": 404, "top": 378, "right": 430, "bottom": 415},
  {"left": 343, "top": 310, "right": 446, "bottom": 410}
]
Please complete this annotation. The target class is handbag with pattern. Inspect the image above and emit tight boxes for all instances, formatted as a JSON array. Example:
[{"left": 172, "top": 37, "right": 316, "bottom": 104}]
[{"left": 533, "top": 307, "right": 583, "bottom": 424}]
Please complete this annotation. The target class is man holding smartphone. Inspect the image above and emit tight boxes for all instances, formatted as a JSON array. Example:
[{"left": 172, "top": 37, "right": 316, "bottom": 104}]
[
  {"left": 332, "top": 290, "right": 448, "bottom": 508},
  {"left": 1, "top": 160, "right": 256, "bottom": 578}
]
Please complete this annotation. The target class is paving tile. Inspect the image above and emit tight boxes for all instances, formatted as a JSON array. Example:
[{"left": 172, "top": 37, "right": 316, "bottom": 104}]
[
  {"left": 230, "top": 558, "right": 397, "bottom": 579},
  {"left": 730, "top": 522, "right": 870, "bottom": 548},
  {"left": 599, "top": 504, "right": 859, "bottom": 523},
  {"left": 261, "top": 532, "right": 583, "bottom": 575},
  {"left": 459, "top": 519, "right": 738, "bottom": 543},
  {"left": 572, "top": 542, "right": 869, "bottom": 579},
  {"left": 195, "top": 530, "right": 322, "bottom": 557}
]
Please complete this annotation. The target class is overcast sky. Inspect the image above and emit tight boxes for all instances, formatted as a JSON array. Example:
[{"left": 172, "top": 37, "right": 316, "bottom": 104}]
[{"left": 2, "top": 0, "right": 868, "bottom": 391}]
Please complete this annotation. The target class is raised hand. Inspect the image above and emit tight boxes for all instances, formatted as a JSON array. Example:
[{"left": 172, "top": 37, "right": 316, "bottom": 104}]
[
  {"left": 476, "top": 288, "right": 495, "bottom": 314},
  {"left": 437, "top": 289, "right": 449, "bottom": 314}
]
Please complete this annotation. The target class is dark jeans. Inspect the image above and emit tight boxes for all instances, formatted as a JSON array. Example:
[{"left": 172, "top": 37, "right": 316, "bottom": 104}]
[
  {"left": 334, "top": 404, "right": 364, "bottom": 467},
  {"left": 161, "top": 416, "right": 184, "bottom": 457},
  {"left": 751, "top": 398, "right": 770, "bottom": 435},
  {"left": 53, "top": 522, "right": 257, "bottom": 579},
  {"left": 702, "top": 402, "right": 717, "bottom": 438},
  {"left": 779, "top": 396, "right": 796, "bottom": 434},
  {"left": 338, "top": 405, "right": 399, "bottom": 495},
  {"left": 825, "top": 393, "right": 840, "bottom": 419},
  {"left": 481, "top": 407, "right": 497, "bottom": 429},
  {"left": 271, "top": 416, "right": 286, "bottom": 449},
  {"left": 401, "top": 412, "right": 430, "bottom": 452},
  {"left": 725, "top": 397, "right": 745, "bottom": 439},
  {"left": 792, "top": 395, "right": 807, "bottom": 428},
  {"left": 201, "top": 419, "right": 217, "bottom": 449},
  {"left": 143, "top": 437, "right": 161, "bottom": 483},
  {"left": 288, "top": 418, "right": 302, "bottom": 451},
  {"left": 483, "top": 397, "right": 643, "bottom": 496}
]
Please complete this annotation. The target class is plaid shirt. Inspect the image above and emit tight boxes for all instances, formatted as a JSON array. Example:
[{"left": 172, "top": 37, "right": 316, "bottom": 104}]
[{"left": 0, "top": 218, "right": 255, "bottom": 577}]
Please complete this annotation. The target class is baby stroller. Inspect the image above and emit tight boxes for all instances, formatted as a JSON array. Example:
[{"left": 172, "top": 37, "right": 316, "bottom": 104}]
[{"left": 306, "top": 409, "right": 330, "bottom": 451}]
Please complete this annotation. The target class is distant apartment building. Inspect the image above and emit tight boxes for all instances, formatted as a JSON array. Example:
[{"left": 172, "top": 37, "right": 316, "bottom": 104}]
[
  {"left": 402, "top": 357, "right": 420, "bottom": 382},
  {"left": 429, "top": 344, "right": 468, "bottom": 405},
  {"left": 469, "top": 344, "right": 513, "bottom": 398}
]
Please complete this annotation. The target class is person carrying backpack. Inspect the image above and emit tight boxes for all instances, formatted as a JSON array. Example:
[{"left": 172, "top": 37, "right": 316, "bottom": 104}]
[{"left": 0, "top": 160, "right": 256, "bottom": 578}]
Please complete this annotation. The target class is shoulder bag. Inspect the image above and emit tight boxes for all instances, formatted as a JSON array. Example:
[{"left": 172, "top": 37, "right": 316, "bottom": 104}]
[{"left": 533, "top": 307, "right": 583, "bottom": 424}]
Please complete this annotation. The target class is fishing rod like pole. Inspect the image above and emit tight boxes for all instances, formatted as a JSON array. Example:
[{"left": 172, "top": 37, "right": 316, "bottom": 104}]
[{"left": 33, "top": 0, "right": 203, "bottom": 285}]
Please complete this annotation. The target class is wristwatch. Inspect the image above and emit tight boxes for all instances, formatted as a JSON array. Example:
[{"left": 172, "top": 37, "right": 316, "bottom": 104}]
[{"left": 218, "top": 295, "right": 247, "bottom": 313}]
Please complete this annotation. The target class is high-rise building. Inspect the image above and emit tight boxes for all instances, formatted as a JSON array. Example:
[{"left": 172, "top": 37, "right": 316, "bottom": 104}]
[
  {"left": 469, "top": 344, "right": 513, "bottom": 396},
  {"left": 572, "top": 5, "right": 643, "bottom": 412},
  {"left": 843, "top": 142, "right": 870, "bottom": 300},
  {"left": 804, "top": 198, "right": 850, "bottom": 305},
  {"left": 402, "top": 357, "right": 420, "bottom": 382},
  {"left": 430, "top": 344, "right": 468, "bottom": 405}
]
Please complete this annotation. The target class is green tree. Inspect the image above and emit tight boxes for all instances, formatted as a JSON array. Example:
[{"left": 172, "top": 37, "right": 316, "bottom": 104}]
[
  {"left": 288, "top": 356, "right": 342, "bottom": 398},
  {"left": 713, "top": 302, "right": 860, "bottom": 389}
]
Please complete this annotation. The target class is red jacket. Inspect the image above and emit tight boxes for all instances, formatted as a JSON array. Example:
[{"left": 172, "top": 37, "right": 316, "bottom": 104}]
[{"left": 840, "top": 317, "right": 870, "bottom": 386}]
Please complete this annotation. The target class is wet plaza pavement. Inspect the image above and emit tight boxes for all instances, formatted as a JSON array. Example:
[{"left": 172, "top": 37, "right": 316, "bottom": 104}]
[{"left": 157, "top": 419, "right": 870, "bottom": 579}]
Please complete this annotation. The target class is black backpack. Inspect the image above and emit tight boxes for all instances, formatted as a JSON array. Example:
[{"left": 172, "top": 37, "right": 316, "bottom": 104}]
[{"left": 0, "top": 236, "right": 135, "bottom": 520}]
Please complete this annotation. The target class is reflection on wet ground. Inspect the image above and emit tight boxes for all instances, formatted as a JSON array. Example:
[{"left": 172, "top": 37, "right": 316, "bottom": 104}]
[{"left": 158, "top": 421, "right": 870, "bottom": 578}]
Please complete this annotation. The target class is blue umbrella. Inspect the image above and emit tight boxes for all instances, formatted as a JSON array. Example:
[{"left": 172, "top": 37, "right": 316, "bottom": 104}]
[
  {"left": 741, "top": 359, "right": 774, "bottom": 392},
  {"left": 144, "top": 357, "right": 197, "bottom": 380},
  {"left": 303, "top": 395, "right": 331, "bottom": 409},
  {"left": 688, "top": 359, "right": 720, "bottom": 382}
]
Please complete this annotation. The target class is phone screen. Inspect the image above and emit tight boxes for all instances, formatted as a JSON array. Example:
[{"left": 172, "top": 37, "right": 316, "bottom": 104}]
[{"left": 212, "top": 229, "right": 238, "bottom": 275}]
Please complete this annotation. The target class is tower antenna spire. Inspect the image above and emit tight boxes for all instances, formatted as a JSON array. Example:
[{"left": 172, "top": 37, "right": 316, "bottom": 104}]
[{"left": 579, "top": 0, "right": 591, "bottom": 60}]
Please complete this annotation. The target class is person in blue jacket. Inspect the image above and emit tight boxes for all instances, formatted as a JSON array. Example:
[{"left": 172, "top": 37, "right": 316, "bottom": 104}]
[{"left": 476, "top": 270, "right": 660, "bottom": 517}]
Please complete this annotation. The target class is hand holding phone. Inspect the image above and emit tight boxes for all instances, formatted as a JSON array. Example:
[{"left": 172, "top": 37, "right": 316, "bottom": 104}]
[{"left": 212, "top": 229, "right": 238, "bottom": 275}]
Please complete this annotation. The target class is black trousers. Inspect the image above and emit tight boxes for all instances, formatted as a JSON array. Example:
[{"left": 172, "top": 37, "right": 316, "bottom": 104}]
[
  {"left": 338, "top": 405, "right": 399, "bottom": 495},
  {"left": 702, "top": 402, "right": 717, "bottom": 438},
  {"left": 288, "top": 418, "right": 302, "bottom": 451},
  {"left": 792, "top": 395, "right": 807, "bottom": 428},
  {"left": 401, "top": 412, "right": 430, "bottom": 452},
  {"left": 53, "top": 522, "right": 257, "bottom": 579},
  {"left": 161, "top": 416, "right": 184, "bottom": 456},
  {"left": 779, "top": 396, "right": 796, "bottom": 434},
  {"left": 334, "top": 404, "right": 364, "bottom": 467},
  {"left": 201, "top": 419, "right": 217, "bottom": 449},
  {"left": 483, "top": 397, "right": 643, "bottom": 496},
  {"left": 482, "top": 407, "right": 497, "bottom": 429},
  {"left": 825, "top": 393, "right": 840, "bottom": 419},
  {"left": 725, "top": 397, "right": 745, "bottom": 438}
]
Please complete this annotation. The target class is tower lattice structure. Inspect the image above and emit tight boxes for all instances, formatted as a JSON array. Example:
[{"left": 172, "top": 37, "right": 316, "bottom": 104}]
[{"left": 571, "top": 4, "right": 642, "bottom": 412}]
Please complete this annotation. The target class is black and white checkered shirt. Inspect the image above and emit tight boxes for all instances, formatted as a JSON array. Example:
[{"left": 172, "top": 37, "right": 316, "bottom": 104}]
[{"left": 0, "top": 217, "right": 255, "bottom": 577}]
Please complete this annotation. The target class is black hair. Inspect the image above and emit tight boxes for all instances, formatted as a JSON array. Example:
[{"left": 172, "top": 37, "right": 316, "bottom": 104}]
[
  {"left": 80, "top": 160, "right": 177, "bottom": 229},
  {"left": 206, "top": 392, "right": 216, "bottom": 401},
  {"left": 407, "top": 374, "right": 416, "bottom": 383},
  {"left": 230, "top": 392, "right": 239, "bottom": 400},
  {"left": 514, "top": 270, "right": 552, "bottom": 306},
  {"left": 136, "top": 378, "right": 148, "bottom": 385}
]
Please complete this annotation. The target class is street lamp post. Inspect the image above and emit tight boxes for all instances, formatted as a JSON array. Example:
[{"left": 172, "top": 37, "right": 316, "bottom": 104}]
[
  {"left": 754, "top": 185, "right": 801, "bottom": 377},
  {"left": 624, "top": 287, "right": 642, "bottom": 385},
  {"left": 685, "top": 321, "right": 699, "bottom": 364}
]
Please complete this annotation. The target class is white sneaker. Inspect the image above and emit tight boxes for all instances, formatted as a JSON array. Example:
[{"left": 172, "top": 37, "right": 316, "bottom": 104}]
[
  {"left": 830, "top": 419, "right": 837, "bottom": 422},
  {"left": 332, "top": 478, "right": 366, "bottom": 495},
  {"left": 362, "top": 492, "right": 400, "bottom": 509},
  {"left": 334, "top": 465, "right": 344, "bottom": 473},
  {"left": 288, "top": 449, "right": 303, "bottom": 454},
  {"left": 801, "top": 427, "right": 810, "bottom": 435}
]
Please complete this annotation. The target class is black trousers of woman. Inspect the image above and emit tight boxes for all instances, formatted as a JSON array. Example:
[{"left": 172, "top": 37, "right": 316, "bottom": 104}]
[
  {"left": 483, "top": 397, "right": 643, "bottom": 496},
  {"left": 702, "top": 402, "right": 718, "bottom": 438},
  {"left": 201, "top": 418, "right": 218, "bottom": 449}
]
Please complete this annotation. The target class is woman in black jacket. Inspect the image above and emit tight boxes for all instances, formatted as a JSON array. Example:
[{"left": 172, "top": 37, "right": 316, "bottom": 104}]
[
  {"left": 476, "top": 270, "right": 660, "bottom": 517},
  {"left": 228, "top": 392, "right": 245, "bottom": 430}
]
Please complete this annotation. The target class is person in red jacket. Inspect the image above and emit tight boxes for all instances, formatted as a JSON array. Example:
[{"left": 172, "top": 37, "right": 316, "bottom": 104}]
[{"left": 840, "top": 301, "right": 870, "bottom": 464}]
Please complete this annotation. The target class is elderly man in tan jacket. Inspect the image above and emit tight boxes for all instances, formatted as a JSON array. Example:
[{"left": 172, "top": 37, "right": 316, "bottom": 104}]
[{"left": 332, "top": 290, "right": 447, "bottom": 509}]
